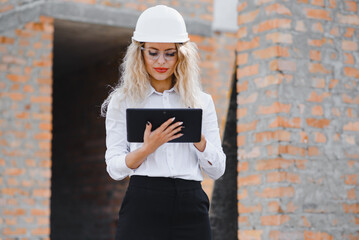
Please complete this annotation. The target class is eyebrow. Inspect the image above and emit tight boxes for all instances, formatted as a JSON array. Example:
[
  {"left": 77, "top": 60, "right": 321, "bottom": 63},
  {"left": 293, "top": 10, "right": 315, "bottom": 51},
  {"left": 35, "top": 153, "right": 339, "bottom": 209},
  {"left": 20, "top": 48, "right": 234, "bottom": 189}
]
[{"left": 147, "top": 47, "right": 176, "bottom": 51}]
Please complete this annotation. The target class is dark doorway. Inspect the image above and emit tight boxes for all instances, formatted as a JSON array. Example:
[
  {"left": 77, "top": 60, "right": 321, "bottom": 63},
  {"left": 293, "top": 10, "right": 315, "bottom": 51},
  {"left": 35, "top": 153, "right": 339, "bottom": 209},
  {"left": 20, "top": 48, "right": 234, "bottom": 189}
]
[
  {"left": 51, "top": 19, "right": 132, "bottom": 240},
  {"left": 210, "top": 55, "right": 238, "bottom": 240}
]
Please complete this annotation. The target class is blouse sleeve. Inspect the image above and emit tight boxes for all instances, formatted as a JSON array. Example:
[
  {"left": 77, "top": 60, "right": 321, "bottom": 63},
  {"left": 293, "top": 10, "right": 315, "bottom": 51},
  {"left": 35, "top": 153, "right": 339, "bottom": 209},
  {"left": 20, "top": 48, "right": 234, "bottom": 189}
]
[
  {"left": 104, "top": 94, "right": 133, "bottom": 180},
  {"left": 192, "top": 94, "right": 226, "bottom": 180}
]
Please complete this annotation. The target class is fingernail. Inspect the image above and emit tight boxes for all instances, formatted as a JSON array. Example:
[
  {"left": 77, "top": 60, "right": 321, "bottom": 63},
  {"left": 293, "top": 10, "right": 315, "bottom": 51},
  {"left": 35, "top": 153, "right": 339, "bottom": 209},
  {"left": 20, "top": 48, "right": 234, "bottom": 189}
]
[
  {"left": 172, "top": 117, "right": 175, "bottom": 121},
  {"left": 178, "top": 122, "right": 183, "bottom": 125},
  {"left": 146, "top": 121, "right": 150, "bottom": 125}
]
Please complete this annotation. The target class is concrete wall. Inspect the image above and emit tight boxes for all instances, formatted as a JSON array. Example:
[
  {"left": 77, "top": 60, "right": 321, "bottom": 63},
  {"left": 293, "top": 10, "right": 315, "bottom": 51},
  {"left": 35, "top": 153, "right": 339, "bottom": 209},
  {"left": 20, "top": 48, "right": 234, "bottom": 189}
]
[{"left": 236, "top": 0, "right": 359, "bottom": 239}]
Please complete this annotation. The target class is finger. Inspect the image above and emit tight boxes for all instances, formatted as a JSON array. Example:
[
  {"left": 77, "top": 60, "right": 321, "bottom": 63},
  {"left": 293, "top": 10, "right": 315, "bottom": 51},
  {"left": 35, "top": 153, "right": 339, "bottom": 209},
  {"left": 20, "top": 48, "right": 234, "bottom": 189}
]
[
  {"left": 168, "top": 133, "right": 184, "bottom": 141},
  {"left": 163, "top": 121, "right": 183, "bottom": 135},
  {"left": 143, "top": 121, "right": 152, "bottom": 141},
  {"left": 157, "top": 117, "right": 176, "bottom": 132}
]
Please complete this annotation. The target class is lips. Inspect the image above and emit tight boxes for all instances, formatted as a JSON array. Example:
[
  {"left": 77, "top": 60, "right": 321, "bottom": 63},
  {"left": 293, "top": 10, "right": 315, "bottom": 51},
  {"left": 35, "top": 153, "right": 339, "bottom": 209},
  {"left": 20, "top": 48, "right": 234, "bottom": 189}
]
[{"left": 154, "top": 68, "right": 168, "bottom": 73}]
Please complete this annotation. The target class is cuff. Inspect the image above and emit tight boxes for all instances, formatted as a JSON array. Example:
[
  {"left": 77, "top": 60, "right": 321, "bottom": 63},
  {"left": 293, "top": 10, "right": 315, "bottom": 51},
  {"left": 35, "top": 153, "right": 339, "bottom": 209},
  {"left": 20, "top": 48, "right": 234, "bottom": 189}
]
[{"left": 107, "top": 154, "right": 133, "bottom": 180}]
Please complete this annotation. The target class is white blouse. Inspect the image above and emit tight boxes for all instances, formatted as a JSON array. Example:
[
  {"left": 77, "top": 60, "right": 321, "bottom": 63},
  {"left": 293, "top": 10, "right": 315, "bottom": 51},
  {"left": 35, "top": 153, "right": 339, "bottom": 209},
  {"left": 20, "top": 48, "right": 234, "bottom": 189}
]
[{"left": 104, "top": 86, "right": 226, "bottom": 181}]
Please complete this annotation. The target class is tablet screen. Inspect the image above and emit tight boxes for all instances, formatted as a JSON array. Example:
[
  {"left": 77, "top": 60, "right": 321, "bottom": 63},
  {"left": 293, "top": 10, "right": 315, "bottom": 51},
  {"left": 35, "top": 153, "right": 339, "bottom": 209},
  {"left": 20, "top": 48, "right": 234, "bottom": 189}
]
[{"left": 126, "top": 108, "right": 202, "bottom": 143}]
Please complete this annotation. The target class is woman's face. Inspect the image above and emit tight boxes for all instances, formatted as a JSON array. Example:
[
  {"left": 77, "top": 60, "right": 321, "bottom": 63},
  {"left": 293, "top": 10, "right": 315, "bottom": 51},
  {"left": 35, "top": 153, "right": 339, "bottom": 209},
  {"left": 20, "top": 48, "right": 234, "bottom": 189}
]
[{"left": 142, "top": 42, "right": 177, "bottom": 86}]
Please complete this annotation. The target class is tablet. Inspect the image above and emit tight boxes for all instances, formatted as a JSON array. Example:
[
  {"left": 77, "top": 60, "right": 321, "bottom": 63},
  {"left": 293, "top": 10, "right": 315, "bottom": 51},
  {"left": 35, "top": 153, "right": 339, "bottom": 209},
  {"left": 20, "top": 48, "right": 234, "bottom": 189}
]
[{"left": 126, "top": 108, "right": 202, "bottom": 143}]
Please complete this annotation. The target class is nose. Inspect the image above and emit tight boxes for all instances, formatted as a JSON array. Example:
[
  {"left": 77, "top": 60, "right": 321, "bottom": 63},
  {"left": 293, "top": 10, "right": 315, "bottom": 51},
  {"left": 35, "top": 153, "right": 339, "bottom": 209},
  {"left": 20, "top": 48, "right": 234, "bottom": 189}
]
[{"left": 157, "top": 52, "right": 166, "bottom": 64}]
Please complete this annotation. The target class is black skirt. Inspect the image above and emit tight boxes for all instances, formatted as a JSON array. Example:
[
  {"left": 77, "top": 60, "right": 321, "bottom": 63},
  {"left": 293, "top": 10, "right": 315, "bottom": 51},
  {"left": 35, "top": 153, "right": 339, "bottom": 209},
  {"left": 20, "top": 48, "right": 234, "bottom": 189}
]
[{"left": 116, "top": 175, "right": 212, "bottom": 240}]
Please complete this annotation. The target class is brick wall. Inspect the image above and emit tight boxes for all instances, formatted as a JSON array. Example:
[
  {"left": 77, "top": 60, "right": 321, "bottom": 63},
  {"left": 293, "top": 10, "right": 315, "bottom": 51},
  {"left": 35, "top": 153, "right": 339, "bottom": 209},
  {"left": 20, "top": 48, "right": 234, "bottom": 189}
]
[
  {"left": 236, "top": 0, "right": 359, "bottom": 239},
  {"left": 0, "top": 16, "right": 53, "bottom": 239},
  {"left": 0, "top": 1, "right": 236, "bottom": 239}
]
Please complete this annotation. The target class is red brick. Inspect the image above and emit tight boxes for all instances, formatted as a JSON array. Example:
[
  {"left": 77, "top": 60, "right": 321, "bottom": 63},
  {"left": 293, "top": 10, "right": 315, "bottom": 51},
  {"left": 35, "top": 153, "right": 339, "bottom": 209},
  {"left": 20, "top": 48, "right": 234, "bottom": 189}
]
[
  {"left": 238, "top": 230, "right": 262, "bottom": 240},
  {"left": 329, "top": 79, "right": 339, "bottom": 89},
  {"left": 3, "top": 208, "right": 26, "bottom": 216},
  {"left": 342, "top": 94, "right": 359, "bottom": 104},
  {"left": 310, "top": 50, "right": 321, "bottom": 61},
  {"left": 237, "top": 121, "right": 258, "bottom": 132},
  {"left": 237, "top": 64, "right": 259, "bottom": 78},
  {"left": 254, "top": 74, "right": 282, "bottom": 88},
  {"left": 269, "top": 116, "right": 301, "bottom": 128},
  {"left": 261, "top": 215, "right": 290, "bottom": 226},
  {"left": 308, "top": 146, "right": 320, "bottom": 156},
  {"left": 237, "top": 135, "right": 245, "bottom": 146},
  {"left": 238, "top": 161, "right": 249, "bottom": 172},
  {"left": 256, "top": 158, "right": 295, "bottom": 170},
  {"left": 238, "top": 9, "right": 259, "bottom": 25},
  {"left": 237, "top": 27, "right": 247, "bottom": 39},
  {"left": 31, "top": 209, "right": 50, "bottom": 216},
  {"left": 278, "top": 145, "right": 306, "bottom": 156},
  {"left": 253, "top": 19, "right": 291, "bottom": 33},
  {"left": 314, "top": 132, "right": 326, "bottom": 143},
  {"left": 255, "top": 130, "right": 291, "bottom": 142},
  {"left": 238, "top": 189, "right": 248, "bottom": 200},
  {"left": 342, "top": 40, "right": 358, "bottom": 51},
  {"left": 305, "top": 8, "right": 331, "bottom": 20},
  {"left": 344, "top": 174, "right": 357, "bottom": 185},
  {"left": 257, "top": 102, "right": 291, "bottom": 115},
  {"left": 237, "top": 108, "right": 247, "bottom": 118},
  {"left": 307, "top": 91, "right": 331, "bottom": 102},
  {"left": 237, "top": 53, "right": 248, "bottom": 65},
  {"left": 344, "top": 67, "right": 359, "bottom": 78},
  {"left": 267, "top": 172, "right": 300, "bottom": 183},
  {"left": 256, "top": 187, "right": 295, "bottom": 198},
  {"left": 344, "top": 28, "right": 356, "bottom": 38},
  {"left": 34, "top": 132, "right": 52, "bottom": 140},
  {"left": 343, "top": 203, "right": 359, "bottom": 214},
  {"left": 270, "top": 59, "right": 296, "bottom": 72},
  {"left": 309, "top": 63, "right": 331, "bottom": 74},
  {"left": 265, "top": 3, "right": 291, "bottom": 15},
  {"left": 33, "top": 189, "right": 51, "bottom": 197},
  {"left": 238, "top": 202, "right": 262, "bottom": 213},
  {"left": 304, "top": 231, "right": 333, "bottom": 240},
  {"left": 32, "top": 227, "right": 50, "bottom": 235},
  {"left": 306, "top": 118, "right": 330, "bottom": 128},
  {"left": 237, "top": 37, "right": 260, "bottom": 51},
  {"left": 343, "top": 121, "right": 359, "bottom": 131},
  {"left": 3, "top": 227, "right": 27, "bottom": 235},
  {"left": 237, "top": 2, "right": 247, "bottom": 12},
  {"left": 237, "top": 92, "right": 258, "bottom": 104},
  {"left": 338, "top": 13, "right": 359, "bottom": 25},
  {"left": 253, "top": 46, "right": 289, "bottom": 59},
  {"left": 238, "top": 174, "right": 261, "bottom": 186},
  {"left": 312, "top": 0, "right": 325, "bottom": 6},
  {"left": 345, "top": 1, "right": 357, "bottom": 12},
  {"left": 344, "top": 53, "right": 354, "bottom": 64},
  {"left": 312, "top": 105, "right": 323, "bottom": 116},
  {"left": 266, "top": 32, "right": 293, "bottom": 44}
]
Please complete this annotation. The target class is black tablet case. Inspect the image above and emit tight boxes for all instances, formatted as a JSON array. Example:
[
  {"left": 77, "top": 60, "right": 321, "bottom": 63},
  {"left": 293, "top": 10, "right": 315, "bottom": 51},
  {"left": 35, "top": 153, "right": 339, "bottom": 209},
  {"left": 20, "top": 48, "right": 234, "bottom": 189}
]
[{"left": 126, "top": 108, "right": 202, "bottom": 143}]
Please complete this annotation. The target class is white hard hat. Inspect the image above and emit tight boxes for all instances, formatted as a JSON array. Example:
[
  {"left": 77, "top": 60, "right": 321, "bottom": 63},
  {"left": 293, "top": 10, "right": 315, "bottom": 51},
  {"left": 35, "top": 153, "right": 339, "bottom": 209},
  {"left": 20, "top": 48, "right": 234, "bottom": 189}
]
[{"left": 132, "top": 5, "right": 189, "bottom": 43}]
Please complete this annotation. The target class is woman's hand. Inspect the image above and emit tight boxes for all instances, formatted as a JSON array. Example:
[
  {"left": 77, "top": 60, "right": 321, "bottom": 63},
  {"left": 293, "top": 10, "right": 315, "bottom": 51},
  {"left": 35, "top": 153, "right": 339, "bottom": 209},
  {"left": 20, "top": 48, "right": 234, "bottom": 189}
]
[
  {"left": 193, "top": 134, "right": 206, "bottom": 152},
  {"left": 125, "top": 117, "right": 183, "bottom": 170},
  {"left": 142, "top": 117, "right": 184, "bottom": 155}
]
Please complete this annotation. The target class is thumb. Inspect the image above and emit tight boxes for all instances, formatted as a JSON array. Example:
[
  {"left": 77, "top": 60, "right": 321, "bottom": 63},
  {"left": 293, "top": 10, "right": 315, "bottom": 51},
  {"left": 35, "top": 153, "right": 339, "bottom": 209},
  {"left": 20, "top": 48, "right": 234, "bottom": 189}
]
[{"left": 143, "top": 121, "right": 152, "bottom": 140}]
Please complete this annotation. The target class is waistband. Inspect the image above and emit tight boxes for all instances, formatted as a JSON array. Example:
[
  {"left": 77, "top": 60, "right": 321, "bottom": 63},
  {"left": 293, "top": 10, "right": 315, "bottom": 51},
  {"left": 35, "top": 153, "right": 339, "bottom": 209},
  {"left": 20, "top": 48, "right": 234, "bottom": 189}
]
[{"left": 129, "top": 175, "right": 201, "bottom": 191}]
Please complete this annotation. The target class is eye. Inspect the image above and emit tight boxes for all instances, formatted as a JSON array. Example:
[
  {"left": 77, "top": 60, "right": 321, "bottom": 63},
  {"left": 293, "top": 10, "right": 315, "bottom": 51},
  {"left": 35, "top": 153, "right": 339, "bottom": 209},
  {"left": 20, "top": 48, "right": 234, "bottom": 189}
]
[
  {"left": 148, "top": 50, "right": 159, "bottom": 56},
  {"left": 165, "top": 51, "right": 177, "bottom": 57}
]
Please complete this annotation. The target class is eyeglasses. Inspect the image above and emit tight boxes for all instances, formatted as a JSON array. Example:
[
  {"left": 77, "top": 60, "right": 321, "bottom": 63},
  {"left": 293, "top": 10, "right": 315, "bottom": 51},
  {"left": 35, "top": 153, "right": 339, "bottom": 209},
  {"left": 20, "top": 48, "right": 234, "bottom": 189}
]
[{"left": 141, "top": 47, "right": 177, "bottom": 61}]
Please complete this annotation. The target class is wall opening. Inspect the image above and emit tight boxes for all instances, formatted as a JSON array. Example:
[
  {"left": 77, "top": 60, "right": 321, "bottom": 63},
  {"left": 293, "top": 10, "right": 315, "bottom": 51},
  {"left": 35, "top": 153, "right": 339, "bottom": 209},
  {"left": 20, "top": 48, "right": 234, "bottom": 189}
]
[
  {"left": 210, "top": 54, "right": 238, "bottom": 240},
  {"left": 50, "top": 19, "right": 132, "bottom": 239}
]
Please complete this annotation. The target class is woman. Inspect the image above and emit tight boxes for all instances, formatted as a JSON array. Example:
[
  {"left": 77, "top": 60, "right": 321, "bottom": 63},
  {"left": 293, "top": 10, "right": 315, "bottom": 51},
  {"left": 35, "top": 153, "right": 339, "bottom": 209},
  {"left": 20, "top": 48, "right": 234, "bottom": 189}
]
[{"left": 102, "top": 5, "right": 226, "bottom": 240}]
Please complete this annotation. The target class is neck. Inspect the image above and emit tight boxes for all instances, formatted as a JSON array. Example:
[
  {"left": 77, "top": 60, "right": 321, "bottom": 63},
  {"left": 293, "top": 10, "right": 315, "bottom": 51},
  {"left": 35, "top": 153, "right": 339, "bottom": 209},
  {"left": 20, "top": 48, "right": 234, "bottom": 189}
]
[{"left": 150, "top": 78, "right": 173, "bottom": 93}]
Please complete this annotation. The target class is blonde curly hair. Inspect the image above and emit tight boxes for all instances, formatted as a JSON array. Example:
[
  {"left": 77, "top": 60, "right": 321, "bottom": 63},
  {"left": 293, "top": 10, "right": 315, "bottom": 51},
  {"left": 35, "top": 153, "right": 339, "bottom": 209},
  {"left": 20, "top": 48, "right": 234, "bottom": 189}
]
[{"left": 101, "top": 40, "right": 202, "bottom": 116}]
